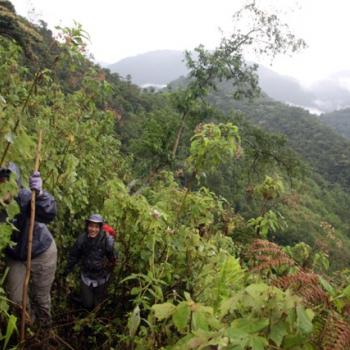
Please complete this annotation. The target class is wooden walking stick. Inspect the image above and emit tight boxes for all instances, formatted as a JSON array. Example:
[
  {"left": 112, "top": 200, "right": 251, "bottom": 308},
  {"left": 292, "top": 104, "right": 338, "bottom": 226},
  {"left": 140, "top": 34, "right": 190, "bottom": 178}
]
[{"left": 20, "top": 130, "right": 43, "bottom": 342}]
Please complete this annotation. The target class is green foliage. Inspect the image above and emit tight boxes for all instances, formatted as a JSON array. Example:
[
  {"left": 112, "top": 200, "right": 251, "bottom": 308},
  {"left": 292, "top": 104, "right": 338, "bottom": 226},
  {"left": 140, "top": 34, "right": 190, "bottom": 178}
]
[
  {"left": 2, "top": 5, "right": 350, "bottom": 349},
  {"left": 0, "top": 272, "right": 17, "bottom": 349},
  {"left": 127, "top": 107, "right": 178, "bottom": 175},
  {"left": 312, "top": 252, "right": 330, "bottom": 274},
  {"left": 147, "top": 283, "right": 314, "bottom": 349},
  {"left": 187, "top": 123, "right": 240, "bottom": 175},
  {"left": 284, "top": 242, "right": 312, "bottom": 267},
  {"left": 284, "top": 242, "right": 330, "bottom": 273},
  {"left": 128, "top": 305, "right": 141, "bottom": 337},
  {"left": 0, "top": 174, "right": 19, "bottom": 253},
  {"left": 248, "top": 209, "right": 286, "bottom": 238},
  {"left": 213, "top": 86, "right": 350, "bottom": 191},
  {"left": 0, "top": 32, "right": 128, "bottom": 347},
  {"left": 255, "top": 175, "right": 284, "bottom": 202}
]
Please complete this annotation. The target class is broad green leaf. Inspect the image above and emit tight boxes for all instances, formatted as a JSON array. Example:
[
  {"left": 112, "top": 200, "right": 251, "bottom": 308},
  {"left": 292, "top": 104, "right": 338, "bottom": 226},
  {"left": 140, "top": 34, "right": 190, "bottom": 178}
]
[
  {"left": 341, "top": 284, "right": 350, "bottom": 298},
  {"left": 172, "top": 302, "right": 190, "bottom": 332},
  {"left": 6, "top": 201, "right": 19, "bottom": 220},
  {"left": 130, "top": 287, "right": 140, "bottom": 296},
  {"left": 245, "top": 283, "right": 269, "bottom": 299},
  {"left": 192, "top": 310, "right": 209, "bottom": 331},
  {"left": 318, "top": 276, "right": 336, "bottom": 297},
  {"left": 228, "top": 318, "right": 269, "bottom": 349},
  {"left": 196, "top": 304, "right": 213, "bottom": 315},
  {"left": 248, "top": 335, "right": 268, "bottom": 350},
  {"left": 219, "top": 296, "right": 238, "bottom": 319},
  {"left": 283, "top": 334, "right": 311, "bottom": 348},
  {"left": 231, "top": 318, "right": 269, "bottom": 334},
  {"left": 173, "top": 334, "right": 195, "bottom": 349},
  {"left": 152, "top": 302, "right": 176, "bottom": 321},
  {"left": 296, "top": 306, "right": 313, "bottom": 334},
  {"left": 128, "top": 305, "right": 140, "bottom": 337},
  {"left": 334, "top": 299, "right": 345, "bottom": 313},
  {"left": 269, "top": 321, "right": 288, "bottom": 346},
  {"left": 3, "top": 314, "right": 17, "bottom": 350},
  {"left": 0, "top": 293, "right": 9, "bottom": 314},
  {"left": 227, "top": 325, "right": 250, "bottom": 349}
]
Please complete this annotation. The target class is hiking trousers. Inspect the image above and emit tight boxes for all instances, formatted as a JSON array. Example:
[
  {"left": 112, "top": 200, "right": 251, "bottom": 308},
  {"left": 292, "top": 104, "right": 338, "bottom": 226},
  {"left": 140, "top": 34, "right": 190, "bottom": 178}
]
[
  {"left": 80, "top": 279, "right": 108, "bottom": 310},
  {"left": 6, "top": 240, "right": 57, "bottom": 325}
]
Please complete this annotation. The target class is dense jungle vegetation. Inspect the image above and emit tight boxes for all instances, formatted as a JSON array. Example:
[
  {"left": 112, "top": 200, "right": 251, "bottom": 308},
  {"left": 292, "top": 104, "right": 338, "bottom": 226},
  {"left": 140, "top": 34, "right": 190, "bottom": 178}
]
[{"left": 2, "top": 1, "right": 350, "bottom": 349}]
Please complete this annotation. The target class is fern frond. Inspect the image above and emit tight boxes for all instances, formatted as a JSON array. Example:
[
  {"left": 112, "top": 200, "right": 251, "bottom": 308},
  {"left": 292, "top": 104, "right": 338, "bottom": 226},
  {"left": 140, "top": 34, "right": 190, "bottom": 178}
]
[
  {"left": 248, "top": 239, "right": 295, "bottom": 272},
  {"left": 298, "top": 284, "right": 329, "bottom": 306},
  {"left": 273, "top": 272, "right": 329, "bottom": 306},
  {"left": 274, "top": 271, "right": 319, "bottom": 288},
  {"left": 251, "top": 257, "right": 294, "bottom": 272},
  {"left": 321, "top": 313, "right": 350, "bottom": 350}
]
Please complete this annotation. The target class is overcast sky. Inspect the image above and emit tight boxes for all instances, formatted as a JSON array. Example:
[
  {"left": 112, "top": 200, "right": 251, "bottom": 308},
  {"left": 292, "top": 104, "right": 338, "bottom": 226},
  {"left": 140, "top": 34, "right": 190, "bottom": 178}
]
[{"left": 10, "top": 0, "right": 350, "bottom": 86}]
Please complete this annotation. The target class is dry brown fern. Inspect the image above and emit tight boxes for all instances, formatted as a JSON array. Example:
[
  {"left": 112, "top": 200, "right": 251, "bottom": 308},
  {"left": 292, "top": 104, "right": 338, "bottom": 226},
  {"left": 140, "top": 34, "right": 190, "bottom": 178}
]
[
  {"left": 248, "top": 239, "right": 295, "bottom": 272},
  {"left": 273, "top": 271, "right": 330, "bottom": 306},
  {"left": 273, "top": 271, "right": 319, "bottom": 288},
  {"left": 247, "top": 241, "right": 350, "bottom": 349},
  {"left": 321, "top": 313, "right": 350, "bottom": 350},
  {"left": 298, "top": 283, "right": 329, "bottom": 306}
]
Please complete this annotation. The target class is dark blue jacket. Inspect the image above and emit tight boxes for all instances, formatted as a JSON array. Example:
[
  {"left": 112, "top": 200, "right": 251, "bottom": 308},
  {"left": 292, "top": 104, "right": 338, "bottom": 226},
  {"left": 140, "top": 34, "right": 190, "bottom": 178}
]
[
  {"left": 66, "top": 230, "right": 117, "bottom": 280},
  {"left": 6, "top": 188, "right": 57, "bottom": 260}
]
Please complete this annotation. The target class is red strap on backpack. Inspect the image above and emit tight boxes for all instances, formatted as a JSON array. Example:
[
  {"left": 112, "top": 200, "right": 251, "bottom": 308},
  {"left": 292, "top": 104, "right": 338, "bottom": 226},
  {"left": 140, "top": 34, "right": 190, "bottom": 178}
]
[{"left": 102, "top": 223, "right": 117, "bottom": 237}]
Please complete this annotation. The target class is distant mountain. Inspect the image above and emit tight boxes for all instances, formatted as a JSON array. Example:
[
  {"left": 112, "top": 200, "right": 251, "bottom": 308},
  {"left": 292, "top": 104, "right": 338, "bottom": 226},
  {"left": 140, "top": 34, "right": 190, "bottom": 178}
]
[
  {"left": 108, "top": 50, "right": 350, "bottom": 113},
  {"left": 108, "top": 50, "right": 187, "bottom": 86},
  {"left": 256, "top": 65, "right": 317, "bottom": 112}
]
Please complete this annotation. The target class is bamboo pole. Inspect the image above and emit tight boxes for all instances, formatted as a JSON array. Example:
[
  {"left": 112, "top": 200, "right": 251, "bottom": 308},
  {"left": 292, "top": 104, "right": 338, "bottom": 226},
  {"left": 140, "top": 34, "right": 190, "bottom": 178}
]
[{"left": 20, "top": 130, "right": 43, "bottom": 342}]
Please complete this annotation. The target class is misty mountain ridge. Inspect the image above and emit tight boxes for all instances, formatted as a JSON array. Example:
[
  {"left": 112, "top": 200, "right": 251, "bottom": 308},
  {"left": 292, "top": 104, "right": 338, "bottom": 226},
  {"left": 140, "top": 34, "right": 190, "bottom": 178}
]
[
  {"left": 108, "top": 50, "right": 187, "bottom": 87},
  {"left": 108, "top": 50, "right": 350, "bottom": 114}
]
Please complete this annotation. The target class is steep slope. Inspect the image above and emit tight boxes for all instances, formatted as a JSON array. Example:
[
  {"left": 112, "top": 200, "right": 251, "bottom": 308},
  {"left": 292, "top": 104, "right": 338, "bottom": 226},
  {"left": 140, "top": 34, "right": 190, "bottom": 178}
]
[
  {"left": 319, "top": 108, "right": 350, "bottom": 139},
  {"left": 208, "top": 83, "right": 350, "bottom": 189},
  {"left": 4, "top": 3, "right": 350, "bottom": 349}
]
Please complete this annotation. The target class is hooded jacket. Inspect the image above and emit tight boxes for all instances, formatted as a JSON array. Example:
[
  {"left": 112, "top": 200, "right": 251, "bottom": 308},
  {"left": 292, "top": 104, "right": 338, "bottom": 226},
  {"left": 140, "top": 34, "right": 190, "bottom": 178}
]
[{"left": 5, "top": 188, "right": 57, "bottom": 260}]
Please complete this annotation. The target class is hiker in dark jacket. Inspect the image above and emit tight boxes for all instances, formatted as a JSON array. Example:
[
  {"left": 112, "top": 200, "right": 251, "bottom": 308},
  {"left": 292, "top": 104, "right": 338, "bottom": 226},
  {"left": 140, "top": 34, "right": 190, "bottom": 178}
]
[
  {"left": 65, "top": 214, "right": 117, "bottom": 309},
  {"left": 0, "top": 163, "right": 57, "bottom": 326}
]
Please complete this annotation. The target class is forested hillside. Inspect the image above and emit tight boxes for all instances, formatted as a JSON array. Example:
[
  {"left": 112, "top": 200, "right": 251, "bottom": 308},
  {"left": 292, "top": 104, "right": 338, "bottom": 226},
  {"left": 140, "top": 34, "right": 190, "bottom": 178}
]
[
  {"left": 319, "top": 108, "right": 350, "bottom": 139},
  {"left": 2, "top": 1, "right": 350, "bottom": 349},
  {"left": 207, "top": 83, "right": 350, "bottom": 188}
]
